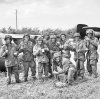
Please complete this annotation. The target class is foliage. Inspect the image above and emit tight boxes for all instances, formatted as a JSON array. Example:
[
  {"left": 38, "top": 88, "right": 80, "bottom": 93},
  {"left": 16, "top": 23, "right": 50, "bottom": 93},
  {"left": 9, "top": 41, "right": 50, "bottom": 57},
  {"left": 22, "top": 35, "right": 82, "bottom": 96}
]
[{"left": 0, "top": 27, "right": 77, "bottom": 37}]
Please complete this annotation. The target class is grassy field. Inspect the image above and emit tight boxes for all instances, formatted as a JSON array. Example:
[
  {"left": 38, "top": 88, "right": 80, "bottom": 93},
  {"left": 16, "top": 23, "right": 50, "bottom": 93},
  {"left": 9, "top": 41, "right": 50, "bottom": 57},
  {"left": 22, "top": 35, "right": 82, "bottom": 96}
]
[{"left": 0, "top": 46, "right": 100, "bottom": 99}]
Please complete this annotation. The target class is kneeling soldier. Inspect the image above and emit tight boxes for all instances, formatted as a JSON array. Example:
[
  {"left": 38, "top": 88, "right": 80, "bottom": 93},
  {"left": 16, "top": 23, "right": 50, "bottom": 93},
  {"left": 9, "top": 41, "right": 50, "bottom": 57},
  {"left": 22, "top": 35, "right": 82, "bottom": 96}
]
[{"left": 53, "top": 52, "right": 76, "bottom": 85}]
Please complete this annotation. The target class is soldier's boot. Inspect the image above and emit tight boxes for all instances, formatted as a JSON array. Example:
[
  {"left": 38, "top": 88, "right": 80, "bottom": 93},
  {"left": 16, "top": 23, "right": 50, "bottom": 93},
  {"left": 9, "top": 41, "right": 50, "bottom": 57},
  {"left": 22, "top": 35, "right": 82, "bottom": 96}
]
[
  {"left": 24, "top": 78, "right": 28, "bottom": 82},
  {"left": 88, "top": 73, "right": 92, "bottom": 76},
  {"left": 32, "top": 76, "right": 37, "bottom": 81},
  {"left": 7, "top": 76, "right": 11, "bottom": 85},
  {"left": 44, "top": 76, "right": 48, "bottom": 81},
  {"left": 7, "top": 72, "right": 11, "bottom": 85},
  {"left": 92, "top": 65, "right": 98, "bottom": 78},
  {"left": 16, "top": 80, "right": 21, "bottom": 83},
  {"left": 14, "top": 68, "right": 21, "bottom": 83}
]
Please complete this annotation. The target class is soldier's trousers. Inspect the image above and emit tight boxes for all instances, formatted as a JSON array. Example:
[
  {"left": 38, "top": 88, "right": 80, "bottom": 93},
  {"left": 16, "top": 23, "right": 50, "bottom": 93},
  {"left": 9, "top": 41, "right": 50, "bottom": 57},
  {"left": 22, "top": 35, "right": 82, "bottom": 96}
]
[
  {"left": 76, "top": 60, "right": 85, "bottom": 78},
  {"left": 64, "top": 67, "right": 75, "bottom": 84},
  {"left": 87, "top": 59, "right": 97, "bottom": 76},
  {"left": 23, "top": 61, "right": 36, "bottom": 79},
  {"left": 6, "top": 66, "right": 19, "bottom": 83},
  {"left": 38, "top": 62, "right": 48, "bottom": 79},
  {"left": 48, "top": 58, "right": 52, "bottom": 75}
]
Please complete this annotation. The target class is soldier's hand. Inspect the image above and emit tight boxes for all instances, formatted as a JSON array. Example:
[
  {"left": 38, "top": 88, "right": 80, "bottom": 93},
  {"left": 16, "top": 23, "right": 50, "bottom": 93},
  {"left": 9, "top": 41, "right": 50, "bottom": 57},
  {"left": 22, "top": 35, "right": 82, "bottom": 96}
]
[
  {"left": 62, "top": 50, "right": 66, "bottom": 53},
  {"left": 50, "top": 50, "right": 54, "bottom": 54},
  {"left": 14, "top": 52, "right": 18, "bottom": 57},
  {"left": 77, "top": 50, "right": 80, "bottom": 53},
  {"left": 5, "top": 50, "right": 8, "bottom": 53},
  {"left": 53, "top": 71, "right": 58, "bottom": 75},
  {"left": 39, "top": 50, "right": 43, "bottom": 55}
]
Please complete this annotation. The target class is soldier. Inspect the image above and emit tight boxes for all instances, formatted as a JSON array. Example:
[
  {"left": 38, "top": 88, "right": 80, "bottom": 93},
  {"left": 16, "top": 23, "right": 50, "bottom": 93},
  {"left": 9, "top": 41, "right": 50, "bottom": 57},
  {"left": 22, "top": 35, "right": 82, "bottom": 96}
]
[
  {"left": 58, "top": 34, "right": 67, "bottom": 56},
  {"left": 43, "top": 34, "right": 50, "bottom": 44},
  {"left": 0, "top": 35, "right": 20, "bottom": 84},
  {"left": 85, "top": 29, "right": 99, "bottom": 78},
  {"left": 73, "top": 33, "right": 87, "bottom": 79},
  {"left": 18, "top": 34, "right": 36, "bottom": 82},
  {"left": 53, "top": 52, "right": 76, "bottom": 85},
  {"left": 43, "top": 34, "right": 53, "bottom": 78},
  {"left": 48, "top": 34, "right": 60, "bottom": 56},
  {"left": 33, "top": 37, "right": 49, "bottom": 82},
  {"left": 47, "top": 34, "right": 60, "bottom": 75},
  {"left": 60, "top": 34, "right": 67, "bottom": 46}
]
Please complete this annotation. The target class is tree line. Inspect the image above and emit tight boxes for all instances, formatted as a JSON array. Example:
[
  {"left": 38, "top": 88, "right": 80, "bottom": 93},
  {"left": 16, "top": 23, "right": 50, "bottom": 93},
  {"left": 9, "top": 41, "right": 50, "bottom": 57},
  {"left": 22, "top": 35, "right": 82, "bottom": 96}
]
[{"left": 0, "top": 26, "right": 77, "bottom": 38}]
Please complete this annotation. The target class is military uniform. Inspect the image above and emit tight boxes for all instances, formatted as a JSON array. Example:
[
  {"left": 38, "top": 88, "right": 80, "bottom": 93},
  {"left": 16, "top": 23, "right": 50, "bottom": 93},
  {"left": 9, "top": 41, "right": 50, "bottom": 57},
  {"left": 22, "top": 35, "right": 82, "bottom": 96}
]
[
  {"left": 48, "top": 35, "right": 60, "bottom": 54},
  {"left": 33, "top": 37, "right": 49, "bottom": 80},
  {"left": 0, "top": 35, "right": 20, "bottom": 84},
  {"left": 18, "top": 34, "right": 36, "bottom": 81},
  {"left": 47, "top": 35, "right": 60, "bottom": 76},
  {"left": 73, "top": 33, "right": 87, "bottom": 79},
  {"left": 53, "top": 52, "right": 76, "bottom": 85},
  {"left": 43, "top": 35, "right": 53, "bottom": 77},
  {"left": 85, "top": 29, "right": 99, "bottom": 77}
]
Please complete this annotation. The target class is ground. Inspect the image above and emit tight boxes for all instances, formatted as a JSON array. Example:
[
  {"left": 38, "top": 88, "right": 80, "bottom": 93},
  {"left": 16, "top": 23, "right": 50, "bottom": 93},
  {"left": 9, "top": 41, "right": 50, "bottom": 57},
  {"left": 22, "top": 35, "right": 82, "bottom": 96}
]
[{"left": 0, "top": 46, "right": 100, "bottom": 99}]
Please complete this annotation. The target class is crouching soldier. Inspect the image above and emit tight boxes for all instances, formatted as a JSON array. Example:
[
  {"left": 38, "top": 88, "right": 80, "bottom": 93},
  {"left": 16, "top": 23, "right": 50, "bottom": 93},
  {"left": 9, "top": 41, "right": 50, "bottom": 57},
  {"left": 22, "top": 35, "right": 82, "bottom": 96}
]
[
  {"left": 18, "top": 34, "right": 36, "bottom": 82},
  {"left": 0, "top": 35, "right": 20, "bottom": 84},
  {"left": 33, "top": 37, "right": 49, "bottom": 82},
  {"left": 53, "top": 52, "right": 76, "bottom": 85},
  {"left": 85, "top": 29, "right": 99, "bottom": 78}
]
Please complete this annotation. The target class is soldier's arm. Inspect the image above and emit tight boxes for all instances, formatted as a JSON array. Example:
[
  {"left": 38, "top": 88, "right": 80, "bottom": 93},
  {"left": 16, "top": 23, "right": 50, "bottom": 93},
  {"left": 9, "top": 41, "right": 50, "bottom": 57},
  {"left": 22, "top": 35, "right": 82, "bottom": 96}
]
[
  {"left": 33, "top": 45, "right": 41, "bottom": 56},
  {"left": 18, "top": 42, "right": 25, "bottom": 53},
  {"left": 78, "top": 41, "right": 88, "bottom": 53},
  {"left": 89, "top": 38, "right": 99, "bottom": 48},
  {"left": 54, "top": 59, "right": 70, "bottom": 75},
  {"left": 27, "top": 41, "right": 34, "bottom": 53},
  {"left": 0, "top": 45, "right": 8, "bottom": 57},
  {"left": 43, "top": 44, "right": 49, "bottom": 51},
  {"left": 64, "top": 41, "right": 76, "bottom": 51}
]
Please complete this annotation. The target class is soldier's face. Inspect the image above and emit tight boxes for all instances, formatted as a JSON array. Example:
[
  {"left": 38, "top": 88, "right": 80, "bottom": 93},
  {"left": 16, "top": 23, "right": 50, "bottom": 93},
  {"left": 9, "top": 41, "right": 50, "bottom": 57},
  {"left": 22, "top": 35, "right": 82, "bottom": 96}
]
[
  {"left": 61, "top": 35, "right": 66, "bottom": 41},
  {"left": 38, "top": 40, "right": 42, "bottom": 45},
  {"left": 45, "top": 35, "right": 49, "bottom": 40},
  {"left": 24, "top": 36, "right": 29, "bottom": 42},
  {"left": 51, "top": 38, "right": 56, "bottom": 42},
  {"left": 56, "top": 57, "right": 60, "bottom": 62},
  {"left": 87, "top": 33, "right": 93, "bottom": 38},
  {"left": 5, "top": 38, "right": 11, "bottom": 44},
  {"left": 75, "top": 36, "right": 80, "bottom": 41}
]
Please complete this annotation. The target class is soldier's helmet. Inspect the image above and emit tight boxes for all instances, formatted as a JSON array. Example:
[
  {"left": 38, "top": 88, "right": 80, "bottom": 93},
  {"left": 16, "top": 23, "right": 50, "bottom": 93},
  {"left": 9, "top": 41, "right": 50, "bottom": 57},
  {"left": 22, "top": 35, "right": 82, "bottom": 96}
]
[
  {"left": 74, "top": 33, "right": 80, "bottom": 37},
  {"left": 23, "top": 33, "right": 30, "bottom": 39},
  {"left": 37, "top": 36, "right": 43, "bottom": 41},
  {"left": 53, "top": 52, "right": 61, "bottom": 59},
  {"left": 86, "top": 29, "right": 94, "bottom": 35},
  {"left": 60, "top": 33, "right": 66, "bottom": 37},
  {"left": 4, "top": 35, "right": 12, "bottom": 41},
  {"left": 50, "top": 35, "right": 56, "bottom": 39}
]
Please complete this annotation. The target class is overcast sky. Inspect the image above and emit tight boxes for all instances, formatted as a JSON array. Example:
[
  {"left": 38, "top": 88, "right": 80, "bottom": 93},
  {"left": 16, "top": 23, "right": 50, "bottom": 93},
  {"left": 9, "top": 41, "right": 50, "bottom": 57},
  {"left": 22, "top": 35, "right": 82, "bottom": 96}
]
[{"left": 0, "top": 0, "right": 100, "bottom": 30}]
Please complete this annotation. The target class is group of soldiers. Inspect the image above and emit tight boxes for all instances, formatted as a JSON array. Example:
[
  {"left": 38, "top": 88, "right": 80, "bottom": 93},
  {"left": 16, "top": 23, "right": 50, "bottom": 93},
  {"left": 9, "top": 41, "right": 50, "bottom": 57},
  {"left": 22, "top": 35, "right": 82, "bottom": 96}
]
[{"left": 0, "top": 29, "right": 99, "bottom": 85}]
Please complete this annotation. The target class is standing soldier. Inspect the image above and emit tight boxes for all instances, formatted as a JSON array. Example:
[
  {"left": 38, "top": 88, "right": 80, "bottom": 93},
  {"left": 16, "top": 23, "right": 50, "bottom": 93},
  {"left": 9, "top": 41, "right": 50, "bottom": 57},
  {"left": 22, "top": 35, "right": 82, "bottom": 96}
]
[
  {"left": 0, "top": 35, "right": 20, "bottom": 84},
  {"left": 43, "top": 34, "right": 53, "bottom": 78},
  {"left": 33, "top": 37, "right": 49, "bottom": 82},
  {"left": 85, "top": 29, "right": 99, "bottom": 78},
  {"left": 18, "top": 34, "right": 36, "bottom": 82},
  {"left": 73, "top": 33, "right": 87, "bottom": 79},
  {"left": 48, "top": 34, "right": 60, "bottom": 54},
  {"left": 43, "top": 34, "right": 50, "bottom": 44},
  {"left": 60, "top": 34, "right": 67, "bottom": 46},
  {"left": 59, "top": 34, "right": 67, "bottom": 56},
  {"left": 53, "top": 52, "right": 76, "bottom": 85},
  {"left": 48, "top": 34, "right": 60, "bottom": 72}
]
